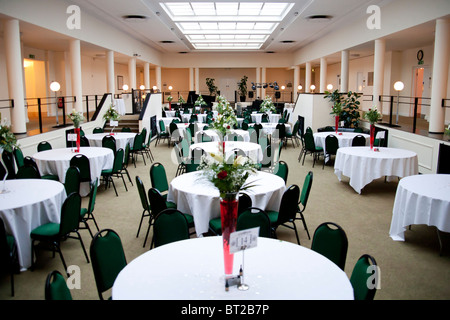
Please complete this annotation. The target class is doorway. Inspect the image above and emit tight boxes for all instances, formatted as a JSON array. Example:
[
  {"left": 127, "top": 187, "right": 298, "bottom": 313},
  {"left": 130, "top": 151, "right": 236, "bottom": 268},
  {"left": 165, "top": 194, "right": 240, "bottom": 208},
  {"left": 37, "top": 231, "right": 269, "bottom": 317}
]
[
  {"left": 412, "top": 66, "right": 431, "bottom": 118},
  {"left": 217, "top": 78, "right": 236, "bottom": 102}
]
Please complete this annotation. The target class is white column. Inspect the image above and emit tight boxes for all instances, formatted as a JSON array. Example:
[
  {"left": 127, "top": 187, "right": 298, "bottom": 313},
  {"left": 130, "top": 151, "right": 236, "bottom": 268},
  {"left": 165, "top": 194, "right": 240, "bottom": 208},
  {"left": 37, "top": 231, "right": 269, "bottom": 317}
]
[
  {"left": 144, "top": 62, "right": 150, "bottom": 90},
  {"left": 256, "top": 67, "right": 261, "bottom": 98},
  {"left": 189, "top": 68, "right": 194, "bottom": 92},
  {"left": 70, "top": 39, "right": 83, "bottom": 113},
  {"left": 320, "top": 57, "right": 327, "bottom": 93},
  {"left": 340, "top": 50, "right": 349, "bottom": 93},
  {"left": 128, "top": 57, "right": 136, "bottom": 90},
  {"left": 4, "top": 19, "right": 26, "bottom": 133},
  {"left": 305, "top": 62, "right": 311, "bottom": 93},
  {"left": 429, "top": 18, "right": 450, "bottom": 133},
  {"left": 195, "top": 68, "right": 200, "bottom": 93},
  {"left": 293, "top": 65, "right": 300, "bottom": 99},
  {"left": 106, "top": 50, "right": 115, "bottom": 94},
  {"left": 373, "top": 39, "right": 385, "bottom": 112},
  {"left": 155, "top": 66, "right": 161, "bottom": 91}
]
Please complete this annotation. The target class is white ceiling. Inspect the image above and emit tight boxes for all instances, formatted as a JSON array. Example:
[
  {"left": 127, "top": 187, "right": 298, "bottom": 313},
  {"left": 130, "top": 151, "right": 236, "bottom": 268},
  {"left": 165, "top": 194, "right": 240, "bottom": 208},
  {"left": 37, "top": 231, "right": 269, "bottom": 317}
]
[{"left": 2, "top": 0, "right": 441, "bottom": 66}]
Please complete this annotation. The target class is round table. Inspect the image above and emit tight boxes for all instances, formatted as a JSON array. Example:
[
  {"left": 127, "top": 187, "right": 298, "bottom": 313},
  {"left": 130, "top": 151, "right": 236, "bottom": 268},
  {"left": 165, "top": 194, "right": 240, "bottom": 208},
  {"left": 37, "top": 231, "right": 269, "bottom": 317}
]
[
  {"left": 194, "top": 129, "right": 250, "bottom": 143},
  {"left": 189, "top": 141, "right": 263, "bottom": 163},
  {"left": 334, "top": 147, "right": 418, "bottom": 194},
  {"left": 390, "top": 174, "right": 450, "bottom": 241},
  {"left": 112, "top": 237, "right": 354, "bottom": 300},
  {"left": 248, "top": 123, "right": 292, "bottom": 135},
  {"left": 314, "top": 132, "right": 370, "bottom": 159},
  {"left": 85, "top": 132, "right": 136, "bottom": 150},
  {"left": 0, "top": 179, "right": 66, "bottom": 269},
  {"left": 33, "top": 147, "right": 114, "bottom": 196},
  {"left": 167, "top": 171, "right": 286, "bottom": 236},
  {"left": 250, "top": 113, "right": 281, "bottom": 124}
]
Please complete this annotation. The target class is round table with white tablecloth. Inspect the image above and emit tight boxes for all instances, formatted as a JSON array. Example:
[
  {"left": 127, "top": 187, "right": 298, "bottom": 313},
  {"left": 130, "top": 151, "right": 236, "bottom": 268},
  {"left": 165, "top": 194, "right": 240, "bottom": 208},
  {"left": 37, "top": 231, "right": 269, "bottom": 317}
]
[
  {"left": 189, "top": 141, "right": 263, "bottom": 163},
  {"left": 390, "top": 174, "right": 450, "bottom": 241},
  {"left": 250, "top": 113, "right": 281, "bottom": 124},
  {"left": 85, "top": 132, "right": 136, "bottom": 151},
  {"left": 167, "top": 171, "right": 285, "bottom": 236},
  {"left": 112, "top": 237, "right": 353, "bottom": 300},
  {"left": 194, "top": 129, "right": 250, "bottom": 143},
  {"left": 314, "top": 131, "right": 370, "bottom": 162},
  {"left": 0, "top": 179, "right": 66, "bottom": 269},
  {"left": 334, "top": 147, "right": 418, "bottom": 194},
  {"left": 33, "top": 147, "right": 114, "bottom": 196},
  {"left": 248, "top": 123, "right": 291, "bottom": 135}
]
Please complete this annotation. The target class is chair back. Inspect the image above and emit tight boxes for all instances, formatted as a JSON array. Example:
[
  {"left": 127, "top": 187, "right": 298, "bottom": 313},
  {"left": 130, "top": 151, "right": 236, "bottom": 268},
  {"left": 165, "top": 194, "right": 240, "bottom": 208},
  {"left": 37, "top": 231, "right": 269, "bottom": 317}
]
[
  {"left": 150, "top": 162, "right": 169, "bottom": 193},
  {"left": 90, "top": 229, "right": 127, "bottom": 300},
  {"left": 45, "top": 270, "right": 73, "bottom": 300},
  {"left": 12, "top": 148, "right": 24, "bottom": 169},
  {"left": 311, "top": 222, "right": 348, "bottom": 270},
  {"left": 303, "top": 132, "right": 317, "bottom": 152},
  {"left": 38, "top": 141, "right": 52, "bottom": 152},
  {"left": 59, "top": 193, "right": 82, "bottom": 237},
  {"left": 276, "top": 184, "right": 300, "bottom": 225},
  {"left": 325, "top": 135, "right": 339, "bottom": 155},
  {"left": 112, "top": 148, "right": 124, "bottom": 172},
  {"left": 153, "top": 208, "right": 190, "bottom": 247},
  {"left": 350, "top": 254, "right": 378, "bottom": 300},
  {"left": 136, "top": 176, "right": 150, "bottom": 212},
  {"left": 121, "top": 127, "right": 131, "bottom": 132},
  {"left": 87, "top": 178, "right": 99, "bottom": 214},
  {"left": 2, "top": 150, "right": 16, "bottom": 180},
  {"left": 64, "top": 166, "right": 81, "bottom": 195},
  {"left": 93, "top": 127, "right": 104, "bottom": 133},
  {"left": 147, "top": 187, "right": 168, "bottom": 216},
  {"left": 292, "top": 121, "right": 299, "bottom": 137},
  {"left": 261, "top": 113, "right": 269, "bottom": 123},
  {"left": 275, "top": 123, "right": 286, "bottom": 139},
  {"left": 300, "top": 171, "right": 313, "bottom": 209},
  {"left": 132, "top": 133, "right": 143, "bottom": 151},
  {"left": 237, "top": 193, "right": 252, "bottom": 216},
  {"left": 70, "top": 154, "right": 91, "bottom": 182},
  {"left": 16, "top": 164, "right": 41, "bottom": 179},
  {"left": 273, "top": 160, "right": 288, "bottom": 183},
  {"left": 159, "top": 120, "right": 166, "bottom": 133},
  {"left": 352, "top": 135, "right": 366, "bottom": 147},
  {"left": 80, "top": 136, "right": 90, "bottom": 147},
  {"left": 102, "top": 135, "right": 116, "bottom": 155},
  {"left": 237, "top": 207, "right": 271, "bottom": 237}
]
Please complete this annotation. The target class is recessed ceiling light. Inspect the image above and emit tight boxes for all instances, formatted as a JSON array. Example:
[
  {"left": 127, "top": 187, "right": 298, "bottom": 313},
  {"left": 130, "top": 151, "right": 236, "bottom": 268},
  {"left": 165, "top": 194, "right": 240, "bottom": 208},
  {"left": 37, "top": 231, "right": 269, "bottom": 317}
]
[
  {"left": 280, "top": 40, "right": 295, "bottom": 43},
  {"left": 160, "top": 40, "right": 175, "bottom": 44},
  {"left": 122, "top": 15, "right": 148, "bottom": 22}
]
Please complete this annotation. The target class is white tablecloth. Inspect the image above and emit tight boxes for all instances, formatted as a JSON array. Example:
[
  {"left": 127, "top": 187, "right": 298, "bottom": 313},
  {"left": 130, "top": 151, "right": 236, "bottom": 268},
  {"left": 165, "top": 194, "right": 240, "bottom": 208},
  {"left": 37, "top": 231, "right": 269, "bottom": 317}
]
[
  {"left": 157, "top": 117, "right": 179, "bottom": 133},
  {"left": 334, "top": 147, "right": 418, "bottom": 194},
  {"left": 85, "top": 132, "right": 136, "bottom": 151},
  {"left": 33, "top": 147, "right": 114, "bottom": 196},
  {"left": 248, "top": 123, "right": 292, "bottom": 135},
  {"left": 390, "top": 174, "right": 450, "bottom": 241},
  {"left": 167, "top": 171, "right": 285, "bottom": 236},
  {"left": 0, "top": 179, "right": 66, "bottom": 269},
  {"left": 194, "top": 129, "right": 250, "bottom": 143},
  {"left": 189, "top": 141, "right": 263, "bottom": 163},
  {"left": 251, "top": 113, "right": 281, "bottom": 124},
  {"left": 112, "top": 237, "right": 353, "bottom": 300},
  {"left": 113, "top": 99, "right": 126, "bottom": 115},
  {"left": 314, "top": 132, "right": 370, "bottom": 162}
]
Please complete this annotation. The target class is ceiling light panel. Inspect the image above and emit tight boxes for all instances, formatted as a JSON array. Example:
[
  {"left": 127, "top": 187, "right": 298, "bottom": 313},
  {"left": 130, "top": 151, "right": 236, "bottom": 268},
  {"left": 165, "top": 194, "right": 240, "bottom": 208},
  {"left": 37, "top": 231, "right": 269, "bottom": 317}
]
[{"left": 160, "top": 2, "right": 294, "bottom": 50}]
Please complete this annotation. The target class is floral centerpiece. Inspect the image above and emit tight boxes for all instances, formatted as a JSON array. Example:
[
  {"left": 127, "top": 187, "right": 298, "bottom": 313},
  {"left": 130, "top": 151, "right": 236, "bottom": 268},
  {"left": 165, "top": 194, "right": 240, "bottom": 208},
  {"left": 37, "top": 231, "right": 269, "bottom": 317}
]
[
  {"left": 330, "top": 102, "right": 343, "bottom": 134},
  {"left": 194, "top": 94, "right": 208, "bottom": 109},
  {"left": 211, "top": 96, "right": 237, "bottom": 139},
  {"left": 178, "top": 95, "right": 186, "bottom": 106},
  {"left": 0, "top": 119, "right": 18, "bottom": 153},
  {"left": 198, "top": 149, "right": 258, "bottom": 278},
  {"left": 103, "top": 104, "right": 120, "bottom": 122},
  {"left": 68, "top": 109, "right": 84, "bottom": 128},
  {"left": 259, "top": 95, "right": 276, "bottom": 114},
  {"left": 445, "top": 124, "right": 450, "bottom": 141},
  {"left": 364, "top": 107, "right": 382, "bottom": 149}
]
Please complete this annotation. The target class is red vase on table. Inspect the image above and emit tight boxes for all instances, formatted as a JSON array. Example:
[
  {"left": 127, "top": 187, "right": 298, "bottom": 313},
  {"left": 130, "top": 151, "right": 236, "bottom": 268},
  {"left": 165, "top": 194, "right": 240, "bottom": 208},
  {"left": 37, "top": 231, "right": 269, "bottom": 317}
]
[
  {"left": 335, "top": 115, "right": 339, "bottom": 134},
  {"left": 74, "top": 127, "right": 81, "bottom": 152},
  {"left": 220, "top": 193, "right": 238, "bottom": 278},
  {"left": 370, "top": 124, "right": 375, "bottom": 150}
]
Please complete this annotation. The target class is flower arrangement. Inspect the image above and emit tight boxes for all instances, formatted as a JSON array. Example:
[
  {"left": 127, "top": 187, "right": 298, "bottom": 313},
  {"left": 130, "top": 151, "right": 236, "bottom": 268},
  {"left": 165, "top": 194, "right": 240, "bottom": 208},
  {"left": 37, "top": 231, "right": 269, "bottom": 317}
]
[
  {"left": 445, "top": 124, "right": 450, "bottom": 137},
  {"left": 0, "top": 118, "right": 18, "bottom": 153},
  {"left": 364, "top": 107, "right": 382, "bottom": 124},
  {"left": 167, "top": 96, "right": 173, "bottom": 102},
  {"left": 259, "top": 95, "right": 276, "bottom": 114},
  {"left": 68, "top": 109, "right": 85, "bottom": 128},
  {"left": 178, "top": 95, "right": 186, "bottom": 105},
  {"left": 198, "top": 151, "right": 258, "bottom": 199},
  {"left": 103, "top": 104, "right": 120, "bottom": 122},
  {"left": 330, "top": 102, "right": 343, "bottom": 116},
  {"left": 194, "top": 94, "right": 208, "bottom": 108},
  {"left": 211, "top": 96, "right": 237, "bottom": 138}
]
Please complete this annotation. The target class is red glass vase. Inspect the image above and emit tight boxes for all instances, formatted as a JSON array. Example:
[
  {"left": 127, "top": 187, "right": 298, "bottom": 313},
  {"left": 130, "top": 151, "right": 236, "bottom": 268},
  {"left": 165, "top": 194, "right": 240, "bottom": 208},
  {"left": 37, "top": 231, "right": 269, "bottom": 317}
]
[
  {"left": 75, "top": 127, "right": 81, "bottom": 152},
  {"left": 220, "top": 193, "right": 238, "bottom": 278},
  {"left": 370, "top": 124, "right": 375, "bottom": 150},
  {"left": 335, "top": 115, "right": 339, "bottom": 134}
]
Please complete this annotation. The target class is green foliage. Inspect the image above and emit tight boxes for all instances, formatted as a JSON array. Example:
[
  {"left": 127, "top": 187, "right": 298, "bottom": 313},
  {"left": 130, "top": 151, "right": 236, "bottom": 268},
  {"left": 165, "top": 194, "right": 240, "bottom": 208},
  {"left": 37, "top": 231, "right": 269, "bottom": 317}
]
[
  {"left": 324, "top": 90, "right": 361, "bottom": 128},
  {"left": 206, "top": 78, "right": 218, "bottom": 96},
  {"left": 237, "top": 75, "right": 248, "bottom": 97}
]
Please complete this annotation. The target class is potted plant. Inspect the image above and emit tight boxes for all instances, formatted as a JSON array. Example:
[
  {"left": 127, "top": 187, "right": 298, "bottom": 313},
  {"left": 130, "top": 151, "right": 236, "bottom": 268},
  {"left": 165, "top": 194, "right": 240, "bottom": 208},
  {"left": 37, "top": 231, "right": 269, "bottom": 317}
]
[
  {"left": 364, "top": 106, "right": 382, "bottom": 149},
  {"left": 167, "top": 95, "right": 173, "bottom": 110},
  {"left": 324, "top": 89, "right": 361, "bottom": 128},
  {"left": 206, "top": 78, "right": 218, "bottom": 96},
  {"left": 237, "top": 75, "right": 248, "bottom": 102}
]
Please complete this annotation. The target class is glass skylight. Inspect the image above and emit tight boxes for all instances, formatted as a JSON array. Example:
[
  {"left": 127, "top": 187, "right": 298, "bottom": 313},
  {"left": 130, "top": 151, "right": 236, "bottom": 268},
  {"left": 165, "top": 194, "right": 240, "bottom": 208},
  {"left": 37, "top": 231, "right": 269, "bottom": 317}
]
[{"left": 160, "top": 2, "right": 294, "bottom": 50}]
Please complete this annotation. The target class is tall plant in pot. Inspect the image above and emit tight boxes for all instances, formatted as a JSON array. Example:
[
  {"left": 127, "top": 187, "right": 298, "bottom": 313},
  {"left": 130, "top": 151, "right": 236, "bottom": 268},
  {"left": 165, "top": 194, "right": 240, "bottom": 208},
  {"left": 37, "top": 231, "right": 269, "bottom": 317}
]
[
  {"left": 324, "top": 89, "right": 361, "bottom": 129},
  {"left": 237, "top": 75, "right": 248, "bottom": 102},
  {"left": 206, "top": 78, "right": 218, "bottom": 97}
]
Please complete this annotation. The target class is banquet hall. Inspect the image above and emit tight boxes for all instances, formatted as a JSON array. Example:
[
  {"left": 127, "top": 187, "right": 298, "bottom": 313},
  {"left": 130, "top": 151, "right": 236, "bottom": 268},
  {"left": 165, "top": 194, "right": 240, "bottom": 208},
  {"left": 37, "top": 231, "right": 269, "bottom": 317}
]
[{"left": 0, "top": 0, "right": 449, "bottom": 301}]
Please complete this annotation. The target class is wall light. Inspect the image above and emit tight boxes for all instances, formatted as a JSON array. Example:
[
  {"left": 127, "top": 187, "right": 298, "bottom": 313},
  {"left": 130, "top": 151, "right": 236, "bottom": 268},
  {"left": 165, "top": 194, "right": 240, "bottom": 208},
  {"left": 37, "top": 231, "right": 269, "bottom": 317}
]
[
  {"left": 327, "top": 84, "right": 333, "bottom": 91},
  {"left": 140, "top": 85, "right": 145, "bottom": 90},
  {"left": 122, "top": 84, "right": 129, "bottom": 91},
  {"left": 310, "top": 84, "right": 316, "bottom": 93},
  {"left": 394, "top": 81, "right": 404, "bottom": 124},
  {"left": 50, "top": 81, "right": 61, "bottom": 125},
  {"left": 168, "top": 85, "right": 173, "bottom": 91},
  {"left": 297, "top": 85, "right": 302, "bottom": 91}
]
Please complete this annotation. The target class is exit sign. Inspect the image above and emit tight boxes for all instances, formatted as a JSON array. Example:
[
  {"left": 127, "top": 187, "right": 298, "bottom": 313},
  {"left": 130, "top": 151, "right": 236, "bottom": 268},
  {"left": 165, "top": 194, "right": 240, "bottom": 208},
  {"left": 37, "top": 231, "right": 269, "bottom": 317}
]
[{"left": 28, "top": 54, "right": 35, "bottom": 59}]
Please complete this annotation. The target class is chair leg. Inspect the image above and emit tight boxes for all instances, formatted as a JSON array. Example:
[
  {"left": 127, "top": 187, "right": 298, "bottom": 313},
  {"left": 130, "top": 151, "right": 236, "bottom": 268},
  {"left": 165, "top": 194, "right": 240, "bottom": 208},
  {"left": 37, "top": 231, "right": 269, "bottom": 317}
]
[{"left": 297, "top": 212, "right": 310, "bottom": 240}]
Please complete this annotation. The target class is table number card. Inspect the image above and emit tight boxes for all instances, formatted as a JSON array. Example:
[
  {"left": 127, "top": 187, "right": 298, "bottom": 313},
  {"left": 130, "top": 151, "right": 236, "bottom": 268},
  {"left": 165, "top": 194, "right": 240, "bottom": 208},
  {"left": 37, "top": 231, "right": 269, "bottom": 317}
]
[
  {"left": 229, "top": 227, "right": 259, "bottom": 254},
  {"left": 110, "top": 120, "right": 119, "bottom": 127},
  {"left": 67, "top": 133, "right": 77, "bottom": 141}
]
